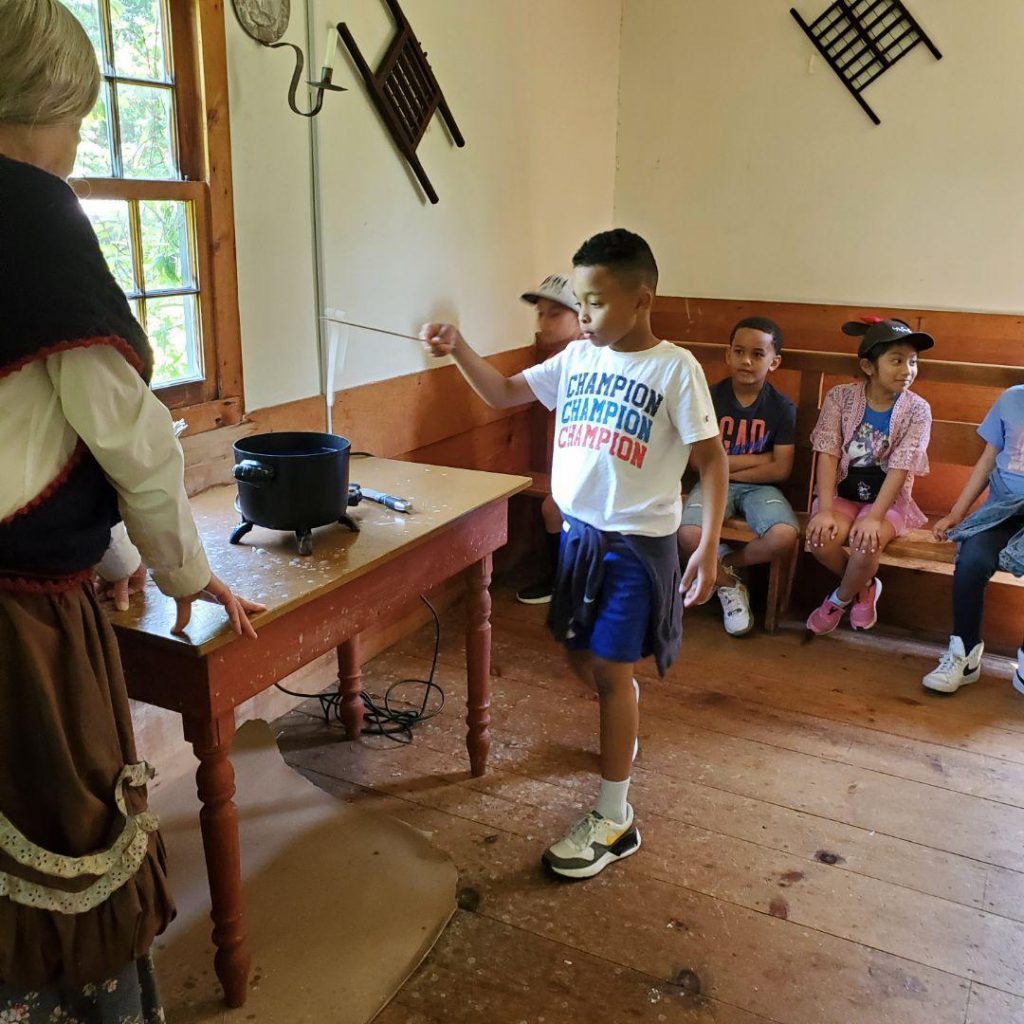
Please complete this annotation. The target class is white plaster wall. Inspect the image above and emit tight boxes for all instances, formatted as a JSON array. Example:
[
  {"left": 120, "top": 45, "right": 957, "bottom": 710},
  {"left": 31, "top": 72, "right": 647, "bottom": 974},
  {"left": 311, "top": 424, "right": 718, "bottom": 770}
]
[
  {"left": 228, "top": 0, "right": 623, "bottom": 407},
  {"left": 614, "top": 0, "right": 1024, "bottom": 313},
  {"left": 225, "top": 5, "right": 321, "bottom": 411}
]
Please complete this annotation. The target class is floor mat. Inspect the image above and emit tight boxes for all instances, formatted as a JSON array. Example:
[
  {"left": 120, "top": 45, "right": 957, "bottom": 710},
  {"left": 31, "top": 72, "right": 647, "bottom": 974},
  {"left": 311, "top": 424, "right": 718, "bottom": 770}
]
[{"left": 148, "top": 719, "right": 457, "bottom": 1022}]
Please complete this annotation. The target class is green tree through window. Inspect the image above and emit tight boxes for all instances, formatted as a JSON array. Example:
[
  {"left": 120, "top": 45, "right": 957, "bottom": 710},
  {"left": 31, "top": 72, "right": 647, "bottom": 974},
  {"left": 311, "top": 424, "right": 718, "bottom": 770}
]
[{"left": 67, "top": 0, "right": 202, "bottom": 388}]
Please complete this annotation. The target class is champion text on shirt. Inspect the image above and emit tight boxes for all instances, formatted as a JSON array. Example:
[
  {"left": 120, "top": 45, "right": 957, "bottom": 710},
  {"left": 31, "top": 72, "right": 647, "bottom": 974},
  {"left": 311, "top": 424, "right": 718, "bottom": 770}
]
[{"left": 557, "top": 371, "right": 666, "bottom": 468}]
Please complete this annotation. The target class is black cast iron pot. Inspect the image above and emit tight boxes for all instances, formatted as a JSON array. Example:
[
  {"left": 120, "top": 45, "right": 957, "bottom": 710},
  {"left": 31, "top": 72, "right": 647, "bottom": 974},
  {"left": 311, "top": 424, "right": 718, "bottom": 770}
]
[{"left": 230, "top": 431, "right": 358, "bottom": 554}]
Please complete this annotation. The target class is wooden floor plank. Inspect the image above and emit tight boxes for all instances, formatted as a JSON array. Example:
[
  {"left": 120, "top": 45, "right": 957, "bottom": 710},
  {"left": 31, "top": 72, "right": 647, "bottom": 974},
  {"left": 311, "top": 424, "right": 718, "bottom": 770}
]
[
  {"left": 416, "top": 614, "right": 1024, "bottom": 808},
  {"left": 285, "top": 754, "right": 971, "bottom": 1024},
  {"left": 272, "top": 588, "right": 1024, "bottom": 1024},
  {"left": 965, "top": 983, "right": 1024, "bottom": 1024},
  {"left": 299, "top": 645, "right": 1024, "bottom": 924},
  {"left": 487, "top": 595, "right": 1024, "bottom": 751},
  {"left": 450, "top": 600, "right": 1024, "bottom": 770},
  {"left": 280, "top": 704, "right": 1024, "bottom": 997},
  {"left": 378, "top": 912, "right": 773, "bottom": 1024},
  {"left": 366, "top": 646, "right": 1024, "bottom": 873}
]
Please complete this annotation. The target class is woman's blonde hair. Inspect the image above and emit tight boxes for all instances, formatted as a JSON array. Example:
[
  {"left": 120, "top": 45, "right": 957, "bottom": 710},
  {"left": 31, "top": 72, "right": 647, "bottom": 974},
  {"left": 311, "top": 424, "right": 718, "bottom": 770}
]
[{"left": 0, "top": 0, "right": 100, "bottom": 126}]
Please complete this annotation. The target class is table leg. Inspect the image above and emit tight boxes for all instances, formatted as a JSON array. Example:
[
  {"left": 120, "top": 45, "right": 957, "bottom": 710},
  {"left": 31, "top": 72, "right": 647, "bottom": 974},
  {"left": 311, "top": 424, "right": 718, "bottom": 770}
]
[
  {"left": 183, "top": 712, "right": 250, "bottom": 1008},
  {"left": 337, "top": 636, "right": 364, "bottom": 740},
  {"left": 465, "top": 554, "right": 493, "bottom": 777}
]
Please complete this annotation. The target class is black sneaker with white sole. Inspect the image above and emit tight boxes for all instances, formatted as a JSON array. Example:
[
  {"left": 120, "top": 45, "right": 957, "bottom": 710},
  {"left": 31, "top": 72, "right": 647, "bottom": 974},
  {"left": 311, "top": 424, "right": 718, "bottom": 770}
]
[
  {"left": 541, "top": 807, "right": 641, "bottom": 879},
  {"left": 516, "top": 579, "right": 554, "bottom": 605}
]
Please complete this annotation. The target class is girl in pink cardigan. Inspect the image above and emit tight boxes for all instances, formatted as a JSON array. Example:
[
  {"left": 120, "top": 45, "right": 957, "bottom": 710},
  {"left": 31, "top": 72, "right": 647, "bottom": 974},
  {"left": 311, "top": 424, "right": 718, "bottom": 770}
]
[{"left": 805, "top": 318, "right": 933, "bottom": 634}]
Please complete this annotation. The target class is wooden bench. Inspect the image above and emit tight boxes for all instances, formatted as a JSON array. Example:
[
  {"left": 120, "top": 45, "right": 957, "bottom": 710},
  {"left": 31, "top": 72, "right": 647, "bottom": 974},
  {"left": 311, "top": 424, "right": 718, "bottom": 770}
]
[
  {"left": 523, "top": 341, "right": 1024, "bottom": 634},
  {"left": 686, "top": 343, "right": 1024, "bottom": 630}
]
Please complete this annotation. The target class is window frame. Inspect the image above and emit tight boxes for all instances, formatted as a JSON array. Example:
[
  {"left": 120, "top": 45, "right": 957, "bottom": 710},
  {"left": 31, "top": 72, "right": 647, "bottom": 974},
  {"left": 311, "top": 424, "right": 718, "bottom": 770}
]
[{"left": 70, "top": 0, "right": 244, "bottom": 432}]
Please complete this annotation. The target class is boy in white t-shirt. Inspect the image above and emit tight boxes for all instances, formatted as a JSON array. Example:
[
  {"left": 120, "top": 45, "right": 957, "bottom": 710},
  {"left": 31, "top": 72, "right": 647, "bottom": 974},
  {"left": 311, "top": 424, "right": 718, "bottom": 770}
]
[{"left": 421, "top": 229, "right": 727, "bottom": 879}]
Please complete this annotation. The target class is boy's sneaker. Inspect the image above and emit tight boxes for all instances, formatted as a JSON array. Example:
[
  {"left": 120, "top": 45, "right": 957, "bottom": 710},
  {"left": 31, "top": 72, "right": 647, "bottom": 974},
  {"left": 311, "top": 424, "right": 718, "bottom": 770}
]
[
  {"left": 516, "top": 579, "right": 553, "bottom": 605},
  {"left": 542, "top": 806, "right": 641, "bottom": 879},
  {"left": 806, "top": 595, "right": 846, "bottom": 635},
  {"left": 850, "top": 577, "right": 883, "bottom": 630},
  {"left": 717, "top": 566, "right": 754, "bottom": 637},
  {"left": 922, "top": 636, "right": 984, "bottom": 693},
  {"left": 1013, "top": 648, "right": 1024, "bottom": 697}
]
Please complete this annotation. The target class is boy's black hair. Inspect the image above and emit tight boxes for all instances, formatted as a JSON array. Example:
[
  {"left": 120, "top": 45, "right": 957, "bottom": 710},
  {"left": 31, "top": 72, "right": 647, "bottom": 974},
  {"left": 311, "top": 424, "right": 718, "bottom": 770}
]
[
  {"left": 730, "top": 316, "right": 783, "bottom": 354},
  {"left": 572, "top": 229, "right": 658, "bottom": 290}
]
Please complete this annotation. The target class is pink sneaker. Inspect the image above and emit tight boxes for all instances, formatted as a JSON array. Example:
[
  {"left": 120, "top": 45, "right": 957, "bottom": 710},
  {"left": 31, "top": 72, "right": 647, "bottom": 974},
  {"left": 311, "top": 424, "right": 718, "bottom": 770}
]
[
  {"left": 850, "top": 577, "right": 883, "bottom": 630},
  {"left": 806, "top": 595, "right": 846, "bottom": 635}
]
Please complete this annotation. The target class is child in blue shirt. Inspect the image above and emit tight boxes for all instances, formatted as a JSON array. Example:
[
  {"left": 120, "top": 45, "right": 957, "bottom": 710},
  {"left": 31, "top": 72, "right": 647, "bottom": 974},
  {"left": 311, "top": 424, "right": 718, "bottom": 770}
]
[{"left": 923, "top": 386, "right": 1024, "bottom": 694}]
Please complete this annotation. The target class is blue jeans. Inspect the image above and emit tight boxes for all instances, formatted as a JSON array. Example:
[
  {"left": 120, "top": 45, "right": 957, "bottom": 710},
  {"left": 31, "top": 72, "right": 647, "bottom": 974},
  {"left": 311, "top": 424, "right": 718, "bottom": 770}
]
[
  {"left": 681, "top": 482, "right": 799, "bottom": 536},
  {"left": 953, "top": 514, "right": 1024, "bottom": 650}
]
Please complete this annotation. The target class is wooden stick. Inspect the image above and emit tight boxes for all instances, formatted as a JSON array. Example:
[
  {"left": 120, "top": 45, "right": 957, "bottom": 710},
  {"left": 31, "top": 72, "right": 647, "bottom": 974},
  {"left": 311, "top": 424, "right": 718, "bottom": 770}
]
[{"left": 319, "top": 315, "right": 422, "bottom": 343}]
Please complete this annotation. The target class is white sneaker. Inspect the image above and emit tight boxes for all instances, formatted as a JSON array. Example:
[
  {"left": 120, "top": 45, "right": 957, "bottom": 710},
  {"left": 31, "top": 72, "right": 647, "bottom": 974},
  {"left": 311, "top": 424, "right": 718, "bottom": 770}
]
[
  {"left": 717, "top": 568, "right": 753, "bottom": 637},
  {"left": 1013, "top": 648, "right": 1024, "bottom": 697},
  {"left": 542, "top": 806, "right": 641, "bottom": 879},
  {"left": 922, "top": 636, "right": 984, "bottom": 693}
]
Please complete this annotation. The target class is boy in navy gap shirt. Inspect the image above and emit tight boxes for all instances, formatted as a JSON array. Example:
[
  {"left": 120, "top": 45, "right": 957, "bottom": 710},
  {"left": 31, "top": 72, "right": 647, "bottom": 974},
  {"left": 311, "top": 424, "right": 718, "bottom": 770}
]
[
  {"left": 678, "top": 318, "right": 799, "bottom": 635},
  {"left": 421, "top": 230, "right": 727, "bottom": 879}
]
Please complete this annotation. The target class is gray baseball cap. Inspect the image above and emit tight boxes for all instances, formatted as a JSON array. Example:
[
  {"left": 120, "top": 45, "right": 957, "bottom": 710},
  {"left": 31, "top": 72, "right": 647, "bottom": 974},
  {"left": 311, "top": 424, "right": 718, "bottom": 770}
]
[{"left": 521, "top": 274, "right": 579, "bottom": 312}]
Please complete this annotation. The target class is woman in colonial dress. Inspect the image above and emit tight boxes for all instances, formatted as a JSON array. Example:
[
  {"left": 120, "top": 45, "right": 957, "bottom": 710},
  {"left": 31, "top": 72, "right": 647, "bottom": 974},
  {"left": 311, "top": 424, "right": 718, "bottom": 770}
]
[{"left": 0, "top": 1, "right": 263, "bottom": 1019}]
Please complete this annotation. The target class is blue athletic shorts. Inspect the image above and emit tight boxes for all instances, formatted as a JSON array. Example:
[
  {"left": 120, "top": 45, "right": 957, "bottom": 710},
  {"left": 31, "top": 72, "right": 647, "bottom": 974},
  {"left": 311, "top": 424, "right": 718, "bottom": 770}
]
[
  {"left": 561, "top": 535, "right": 652, "bottom": 664},
  {"left": 680, "top": 482, "right": 799, "bottom": 536}
]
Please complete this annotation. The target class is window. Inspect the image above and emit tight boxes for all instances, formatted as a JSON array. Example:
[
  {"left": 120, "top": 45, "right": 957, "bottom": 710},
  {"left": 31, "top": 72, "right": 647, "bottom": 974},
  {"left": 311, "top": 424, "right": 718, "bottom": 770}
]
[{"left": 67, "top": 0, "right": 243, "bottom": 427}]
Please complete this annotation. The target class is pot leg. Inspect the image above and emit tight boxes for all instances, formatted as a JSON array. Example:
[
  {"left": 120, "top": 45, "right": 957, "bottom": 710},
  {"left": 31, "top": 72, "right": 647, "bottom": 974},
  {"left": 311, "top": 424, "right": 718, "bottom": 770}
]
[
  {"left": 338, "top": 513, "right": 360, "bottom": 533},
  {"left": 229, "top": 520, "right": 254, "bottom": 545},
  {"left": 296, "top": 529, "right": 313, "bottom": 555}
]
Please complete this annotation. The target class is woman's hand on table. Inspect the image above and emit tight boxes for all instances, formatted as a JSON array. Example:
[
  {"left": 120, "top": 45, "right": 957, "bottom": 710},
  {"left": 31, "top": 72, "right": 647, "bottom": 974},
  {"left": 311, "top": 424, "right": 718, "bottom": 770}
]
[
  {"left": 94, "top": 562, "right": 148, "bottom": 611},
  {"left": 172, "top": 574, "right": 266, "bottom": 640}
]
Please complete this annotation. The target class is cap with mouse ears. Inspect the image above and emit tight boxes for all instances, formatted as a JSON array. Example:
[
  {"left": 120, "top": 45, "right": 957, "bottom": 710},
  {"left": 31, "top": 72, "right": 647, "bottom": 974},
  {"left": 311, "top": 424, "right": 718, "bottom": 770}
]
[{"left": 842, "top": 316, "right": 934, "bottom": 360}]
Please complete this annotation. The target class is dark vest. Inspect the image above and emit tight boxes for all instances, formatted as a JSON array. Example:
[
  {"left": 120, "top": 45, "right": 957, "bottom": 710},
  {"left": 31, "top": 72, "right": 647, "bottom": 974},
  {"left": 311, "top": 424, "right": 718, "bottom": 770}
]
[{"left": 0, "top": 155, "right": 154, "bottom": 589}]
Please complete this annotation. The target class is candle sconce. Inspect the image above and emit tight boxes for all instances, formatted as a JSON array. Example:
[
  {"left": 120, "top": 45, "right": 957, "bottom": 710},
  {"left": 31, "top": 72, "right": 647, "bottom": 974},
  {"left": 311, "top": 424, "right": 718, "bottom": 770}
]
[{"left": 266, "top": 27, "right": 346, "bottom": 118}]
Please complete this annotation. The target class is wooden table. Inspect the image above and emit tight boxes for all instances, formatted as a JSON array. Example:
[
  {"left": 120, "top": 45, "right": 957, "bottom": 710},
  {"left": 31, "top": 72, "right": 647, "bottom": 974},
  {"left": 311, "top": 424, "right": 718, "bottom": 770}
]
[{"left": 111, "top": 458, "right": 530, "bottom": 1007}]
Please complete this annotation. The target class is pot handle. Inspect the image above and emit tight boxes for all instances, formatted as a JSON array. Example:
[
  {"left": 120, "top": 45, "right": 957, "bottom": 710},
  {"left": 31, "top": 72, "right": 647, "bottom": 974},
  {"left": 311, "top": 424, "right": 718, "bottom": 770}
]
[{"left": 233, "top": 459, "right": 275, "bottom": 485}]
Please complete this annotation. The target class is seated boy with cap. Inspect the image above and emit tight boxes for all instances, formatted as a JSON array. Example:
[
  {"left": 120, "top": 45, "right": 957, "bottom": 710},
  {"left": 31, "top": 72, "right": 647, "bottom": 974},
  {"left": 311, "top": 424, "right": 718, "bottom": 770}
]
[{"left": 517, "top": 274, "right": 580, "bottom": 604}]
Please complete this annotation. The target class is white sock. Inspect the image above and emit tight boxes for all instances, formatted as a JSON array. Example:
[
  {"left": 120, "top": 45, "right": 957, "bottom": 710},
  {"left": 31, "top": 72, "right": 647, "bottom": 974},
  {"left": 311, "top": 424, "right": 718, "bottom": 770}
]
[
  {"left": 830, "top": 588, "right": 851, "bottom": 607},
  {"left": 595, "top": 778, "right": 630, "bottom": 823},
  {"left": 632, "top": 678, "right": 640, "bottom": 703}
]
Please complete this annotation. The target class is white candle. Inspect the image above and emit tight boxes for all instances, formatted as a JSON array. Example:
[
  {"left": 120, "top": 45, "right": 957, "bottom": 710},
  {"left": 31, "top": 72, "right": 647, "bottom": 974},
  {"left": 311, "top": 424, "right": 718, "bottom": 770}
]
[{"left": 323, "top": 23, "right": 337, "bottom": 71}]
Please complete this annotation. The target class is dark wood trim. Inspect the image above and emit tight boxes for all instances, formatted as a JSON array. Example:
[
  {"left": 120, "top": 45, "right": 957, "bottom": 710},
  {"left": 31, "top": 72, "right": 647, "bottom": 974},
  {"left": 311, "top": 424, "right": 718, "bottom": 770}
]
[
  {"left": 69, "top": 177, "right": 204, "bottom": 201},
  {"left": 195, "top": 0, "right": 245, "bottom": 405},
  {"left": 653, "top": 295, "right": 1024, "bottom": 366}
]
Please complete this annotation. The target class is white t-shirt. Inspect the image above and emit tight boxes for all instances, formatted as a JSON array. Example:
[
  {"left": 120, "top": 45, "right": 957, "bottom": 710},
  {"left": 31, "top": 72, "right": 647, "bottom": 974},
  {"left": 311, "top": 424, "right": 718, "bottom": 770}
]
[{"left": 522, "top": 340, "right": 718, "bottom": 536}]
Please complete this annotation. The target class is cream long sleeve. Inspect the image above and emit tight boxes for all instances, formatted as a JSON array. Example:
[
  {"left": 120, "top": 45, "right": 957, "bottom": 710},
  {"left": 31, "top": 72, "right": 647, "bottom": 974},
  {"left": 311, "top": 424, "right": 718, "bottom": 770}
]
[{"left": 0, "top": 344, "right": 210, "bottom": 596}]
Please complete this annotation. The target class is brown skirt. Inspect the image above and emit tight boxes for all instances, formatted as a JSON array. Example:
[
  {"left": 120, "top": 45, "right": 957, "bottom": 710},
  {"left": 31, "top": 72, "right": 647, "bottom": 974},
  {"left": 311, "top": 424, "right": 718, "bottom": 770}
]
[{"left": 0, "top": 585, "right": 175, "bottom": 989}]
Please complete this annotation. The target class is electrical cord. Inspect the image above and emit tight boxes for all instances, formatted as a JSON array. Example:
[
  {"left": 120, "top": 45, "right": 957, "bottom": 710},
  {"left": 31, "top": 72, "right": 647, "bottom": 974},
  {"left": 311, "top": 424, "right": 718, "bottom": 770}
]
[{"left": 275, "top": 595, "right": 444, "bottom": 745}]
